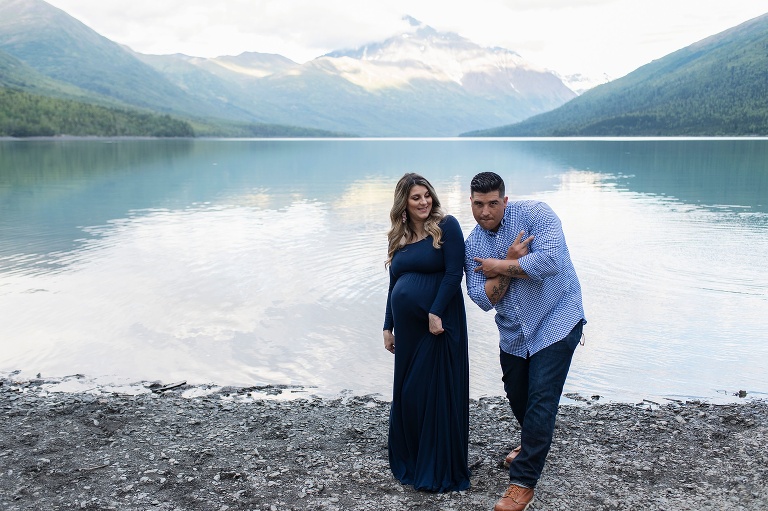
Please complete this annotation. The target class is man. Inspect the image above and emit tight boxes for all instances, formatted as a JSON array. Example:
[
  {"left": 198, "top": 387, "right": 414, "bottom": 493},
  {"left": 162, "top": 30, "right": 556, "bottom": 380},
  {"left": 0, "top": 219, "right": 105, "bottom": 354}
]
[{"left": 464, "top": 172, "right": 586, "bottom": 511}]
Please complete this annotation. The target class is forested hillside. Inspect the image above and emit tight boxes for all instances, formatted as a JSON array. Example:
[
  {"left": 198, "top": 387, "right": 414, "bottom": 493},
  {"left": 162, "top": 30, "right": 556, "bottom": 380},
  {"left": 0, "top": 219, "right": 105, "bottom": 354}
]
[
  {"left": 0, "top": 2, "right": 347, "bottom": 138},
  {"left": 0, "top": 88, "right": 194, "bottom": 137},
  {"left": 464, "top": 13, "right": 768, "bottom": 137}
]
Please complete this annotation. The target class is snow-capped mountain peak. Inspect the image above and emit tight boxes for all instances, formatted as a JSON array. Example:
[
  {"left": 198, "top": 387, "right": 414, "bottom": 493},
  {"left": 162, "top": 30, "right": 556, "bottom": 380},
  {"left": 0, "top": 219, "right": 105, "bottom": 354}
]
[
  {"left": 555, "top": 71, "right": 613, "bottom": 95},
  {"left": 320, "top": 16, "right": 547, "bottom": 92}
]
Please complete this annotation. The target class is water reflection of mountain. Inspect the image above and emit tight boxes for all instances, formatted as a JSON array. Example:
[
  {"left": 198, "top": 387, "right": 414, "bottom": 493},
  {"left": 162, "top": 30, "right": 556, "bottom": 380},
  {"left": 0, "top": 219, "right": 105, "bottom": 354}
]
[
  {"left": 3, "top": 138, "right": 767, "bottom": 272},
  {"left": 0, "top": 139, "right": 559, "bottom": 267},
  {"left": 517, "top": 139, "right": 768, "bottom": 213},
  {"left": 0, "top": 140, "right": 196, "bottom": 263}
]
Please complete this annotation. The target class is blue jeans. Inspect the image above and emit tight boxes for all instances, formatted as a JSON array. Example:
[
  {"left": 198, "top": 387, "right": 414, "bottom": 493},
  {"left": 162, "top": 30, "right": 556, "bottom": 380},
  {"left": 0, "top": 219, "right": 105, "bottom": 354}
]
[{"left": 499, "top": 321, "right": 582, "bottom": 488}]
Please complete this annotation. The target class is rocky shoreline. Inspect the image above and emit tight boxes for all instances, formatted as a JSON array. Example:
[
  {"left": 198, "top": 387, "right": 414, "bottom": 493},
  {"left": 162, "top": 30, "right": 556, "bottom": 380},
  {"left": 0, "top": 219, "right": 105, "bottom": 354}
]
[{"left": 1, "top": 375, "right": 766, "bottom": 510}]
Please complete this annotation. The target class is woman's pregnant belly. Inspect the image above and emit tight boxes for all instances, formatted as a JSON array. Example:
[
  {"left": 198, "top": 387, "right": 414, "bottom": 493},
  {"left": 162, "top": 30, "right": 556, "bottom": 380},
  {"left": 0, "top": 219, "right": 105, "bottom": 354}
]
[{"left": 391, "top": 272, "right": 442, "bottom": 323}]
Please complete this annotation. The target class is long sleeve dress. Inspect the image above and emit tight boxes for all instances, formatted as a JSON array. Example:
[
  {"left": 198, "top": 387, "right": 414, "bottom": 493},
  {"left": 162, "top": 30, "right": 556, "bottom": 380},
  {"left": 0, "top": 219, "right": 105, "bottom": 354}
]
[{"left": 383, "top": 214, "right": 471, "bottom": 492}]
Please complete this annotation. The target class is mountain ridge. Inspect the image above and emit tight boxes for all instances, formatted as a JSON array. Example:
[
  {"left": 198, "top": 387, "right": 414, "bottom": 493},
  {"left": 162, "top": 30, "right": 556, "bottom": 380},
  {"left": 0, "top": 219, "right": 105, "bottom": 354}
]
[
  {"left": 0, "top": 1, "right": 577, "bottom": 136},
  {"left": 220, "top": 16, "right": 576, "bottom": 136},
  {"left": 8, "top": 1, "right": 764, "bottom": 138},
  {"left": 463, "top": 12, "right": 768, "bottom": 137}
]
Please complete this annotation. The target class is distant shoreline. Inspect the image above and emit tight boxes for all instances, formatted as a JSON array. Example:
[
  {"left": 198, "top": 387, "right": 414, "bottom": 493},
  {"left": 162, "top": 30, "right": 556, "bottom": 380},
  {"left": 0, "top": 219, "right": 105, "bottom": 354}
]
[
  {"left": 0, "top": 135, "right": 188, "bottom": 141},
  {"left": 4, "top": 135, "right": 768, "bottom": 142}
]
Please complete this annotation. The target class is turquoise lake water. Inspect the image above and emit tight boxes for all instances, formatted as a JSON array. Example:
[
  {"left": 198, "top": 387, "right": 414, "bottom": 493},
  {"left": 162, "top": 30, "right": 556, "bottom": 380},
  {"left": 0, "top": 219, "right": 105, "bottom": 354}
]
[{"left": 1, "top": 138, "right": 767, "bottom": 403}]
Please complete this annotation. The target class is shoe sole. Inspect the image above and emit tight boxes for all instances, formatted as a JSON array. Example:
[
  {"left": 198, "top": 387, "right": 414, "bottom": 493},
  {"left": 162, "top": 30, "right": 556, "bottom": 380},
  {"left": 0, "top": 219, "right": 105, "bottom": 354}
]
[{"left": 503, "top": 446, "right": 522, "bottom": 468}]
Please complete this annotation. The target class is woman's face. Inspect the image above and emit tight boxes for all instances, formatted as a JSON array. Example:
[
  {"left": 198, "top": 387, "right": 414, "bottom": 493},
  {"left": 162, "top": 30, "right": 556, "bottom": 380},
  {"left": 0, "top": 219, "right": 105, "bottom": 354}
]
[{"left": 406, "top": 184, "right": 433, "bottom": 224}]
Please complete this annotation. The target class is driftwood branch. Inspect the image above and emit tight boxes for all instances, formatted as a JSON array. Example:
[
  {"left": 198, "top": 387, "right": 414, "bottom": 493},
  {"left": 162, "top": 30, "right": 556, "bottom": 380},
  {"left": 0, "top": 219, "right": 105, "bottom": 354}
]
[{"left": 149, "top": 381, "right": 187, "bottom": 393}]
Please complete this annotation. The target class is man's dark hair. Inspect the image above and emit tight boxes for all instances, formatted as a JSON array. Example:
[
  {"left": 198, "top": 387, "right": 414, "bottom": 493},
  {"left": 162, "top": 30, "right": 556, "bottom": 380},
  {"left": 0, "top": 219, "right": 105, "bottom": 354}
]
[{"left": 470, "top": 172, "right": 505, "bottom": 196}]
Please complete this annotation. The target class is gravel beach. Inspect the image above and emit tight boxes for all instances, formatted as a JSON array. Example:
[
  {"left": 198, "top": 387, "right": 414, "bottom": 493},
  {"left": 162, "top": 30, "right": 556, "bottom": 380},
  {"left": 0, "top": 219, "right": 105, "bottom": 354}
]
[{"left": 1, "top": 374, "right": 766, "bottom": 511}]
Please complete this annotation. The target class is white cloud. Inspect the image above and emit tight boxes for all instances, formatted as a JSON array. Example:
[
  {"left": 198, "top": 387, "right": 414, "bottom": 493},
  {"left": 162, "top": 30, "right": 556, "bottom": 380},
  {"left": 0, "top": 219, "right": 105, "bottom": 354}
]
[{"left": 45, "top": 0, "right": 768, "bottom": 78}]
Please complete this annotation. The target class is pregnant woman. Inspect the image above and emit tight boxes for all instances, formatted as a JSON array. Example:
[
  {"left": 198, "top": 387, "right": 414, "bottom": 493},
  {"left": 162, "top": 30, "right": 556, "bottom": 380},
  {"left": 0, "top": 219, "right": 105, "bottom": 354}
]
[{"left": 382, "top": 172, "right": 471, "bottom": 492}]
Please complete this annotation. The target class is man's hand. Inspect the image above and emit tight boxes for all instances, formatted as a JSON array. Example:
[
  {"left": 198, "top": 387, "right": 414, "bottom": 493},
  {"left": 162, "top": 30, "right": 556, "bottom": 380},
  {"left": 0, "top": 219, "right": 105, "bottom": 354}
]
[
  {"left": 473, "top": 257, "right": 502, "bottom": 278},
  {"left": 507, "top": 230, "right": 534, "bottom": 259},
  {"left": 474, "top": 231, "right": 533, "bottom": 278},
  {"left": 428, "top": 313, "right": 444, "bottom": 335},
  {"left": 383, "top": 330, "right": 395, "bottom": 354}
]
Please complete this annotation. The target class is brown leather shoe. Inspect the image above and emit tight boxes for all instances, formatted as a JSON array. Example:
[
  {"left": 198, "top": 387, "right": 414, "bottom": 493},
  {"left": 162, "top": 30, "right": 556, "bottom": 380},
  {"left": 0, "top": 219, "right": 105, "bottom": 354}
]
[
  {"left": 503, "top": 445, "right": 521, "bottom": 467},
  {"left": 493, "top": 483, "right": 534, "bottom": 511}
]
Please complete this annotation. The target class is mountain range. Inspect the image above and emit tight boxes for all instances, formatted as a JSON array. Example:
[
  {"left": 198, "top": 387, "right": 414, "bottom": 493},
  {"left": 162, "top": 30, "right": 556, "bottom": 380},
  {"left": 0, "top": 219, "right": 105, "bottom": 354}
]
[
  {"left": 1, "top": 0, "right": 766, "bottom": 137},
  {"left": 0, "top": 1, "right": 577, "bottom": 137},
  {"left": 465, "top": 12, "right": 768, "bottom": 137}
]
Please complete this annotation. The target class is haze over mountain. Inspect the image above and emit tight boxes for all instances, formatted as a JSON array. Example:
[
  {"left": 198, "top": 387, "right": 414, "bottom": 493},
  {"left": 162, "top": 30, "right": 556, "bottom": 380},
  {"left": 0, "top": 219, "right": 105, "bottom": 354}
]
[
  {"left": 0, "top": 0, "right": 577, "bottom": 137},
  {"left": 464, "top": 12, "right": 768, "bottom": 137},
  {"left": 555, "top": 71, "right": 612, "bottom": 96},
  {"left": 135, "top": 16, "right": 577, "bottom": 136}
]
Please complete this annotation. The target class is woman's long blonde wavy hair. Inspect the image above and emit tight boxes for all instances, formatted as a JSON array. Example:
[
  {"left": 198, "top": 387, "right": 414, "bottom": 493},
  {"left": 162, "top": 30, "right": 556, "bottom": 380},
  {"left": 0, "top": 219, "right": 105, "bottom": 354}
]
[{"left": 385, "top": 173, "right": 445, "bottom": 267}]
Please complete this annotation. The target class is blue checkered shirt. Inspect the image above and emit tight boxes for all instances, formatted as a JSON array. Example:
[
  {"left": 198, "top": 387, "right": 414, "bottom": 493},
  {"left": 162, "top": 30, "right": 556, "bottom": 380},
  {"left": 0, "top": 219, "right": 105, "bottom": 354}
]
[{"left": 464, "top": 200, "right": 586, "bottom": 358}]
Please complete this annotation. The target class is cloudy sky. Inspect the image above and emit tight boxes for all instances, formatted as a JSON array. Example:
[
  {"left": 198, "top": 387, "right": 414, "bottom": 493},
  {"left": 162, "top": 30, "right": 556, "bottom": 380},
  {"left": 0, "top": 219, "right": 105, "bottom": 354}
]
[{"left": 45, "top": 0, "right": 767, "bottom": 79}]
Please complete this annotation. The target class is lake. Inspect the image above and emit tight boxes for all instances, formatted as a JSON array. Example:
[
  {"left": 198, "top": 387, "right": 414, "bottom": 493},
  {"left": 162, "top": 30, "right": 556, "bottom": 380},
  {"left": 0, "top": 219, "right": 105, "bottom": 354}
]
[{"left": 1, "top": 138, "right": 767, "bottom": 404}]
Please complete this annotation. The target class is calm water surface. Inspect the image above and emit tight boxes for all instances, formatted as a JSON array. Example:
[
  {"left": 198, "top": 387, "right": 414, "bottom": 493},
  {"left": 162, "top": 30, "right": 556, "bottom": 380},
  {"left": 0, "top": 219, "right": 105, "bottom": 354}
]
[{"left": 1, "top": 138, "right": 767, "bottom": 403}]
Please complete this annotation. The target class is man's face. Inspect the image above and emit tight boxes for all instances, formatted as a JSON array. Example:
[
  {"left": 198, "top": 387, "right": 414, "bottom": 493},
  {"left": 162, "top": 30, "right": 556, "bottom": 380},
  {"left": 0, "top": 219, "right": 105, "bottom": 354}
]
[{"left": 470, "top": 190, "right": 508, "bottom": 232}]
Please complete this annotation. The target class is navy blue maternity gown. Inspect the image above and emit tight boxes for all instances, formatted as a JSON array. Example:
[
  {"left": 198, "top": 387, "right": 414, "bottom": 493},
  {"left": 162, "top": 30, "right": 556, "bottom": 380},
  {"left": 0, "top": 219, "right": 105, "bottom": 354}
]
[{"left": 383, "top": 215, "right": 470, "bottom": 492}]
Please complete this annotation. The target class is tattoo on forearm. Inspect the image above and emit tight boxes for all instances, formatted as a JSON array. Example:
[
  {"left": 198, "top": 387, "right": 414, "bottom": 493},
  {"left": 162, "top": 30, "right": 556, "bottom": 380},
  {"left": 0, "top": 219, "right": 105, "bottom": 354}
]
[
  {"left": 490, "top": 275, "right": 511, "bottom": 303},
  {"left": 505, "top": 263, "right": 525, "bottom": 276}
]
